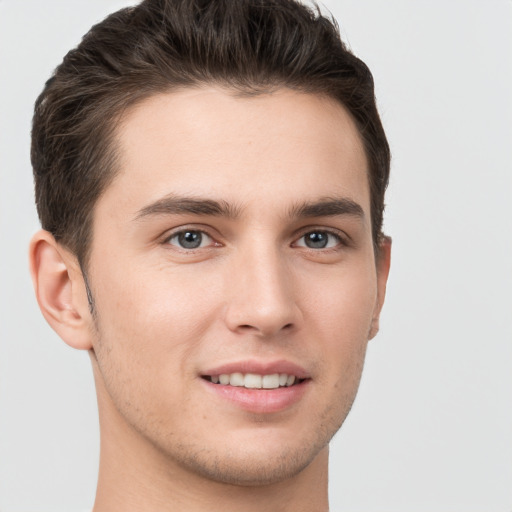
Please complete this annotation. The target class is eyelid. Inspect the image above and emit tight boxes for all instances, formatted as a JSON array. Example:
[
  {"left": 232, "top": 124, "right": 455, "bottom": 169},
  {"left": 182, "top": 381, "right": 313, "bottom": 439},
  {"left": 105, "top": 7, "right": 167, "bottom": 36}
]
[
  {"left": 158, "top": 224, "right": 350, "bottom": 250},
  {"left": 292, "top": 227, "right": 349, "bottom": 249},
  {"left": 161, "top": 225, "right": 221, "bottom": 248}
]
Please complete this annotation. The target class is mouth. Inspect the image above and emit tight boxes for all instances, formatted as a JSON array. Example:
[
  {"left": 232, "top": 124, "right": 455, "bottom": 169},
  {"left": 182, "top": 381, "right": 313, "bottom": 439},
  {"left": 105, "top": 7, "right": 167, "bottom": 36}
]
[
  {"left": 202, "top": 373, "right": 306, "bottom": 389},
  {"left": 200, "top": 363, "right": 311, "bottom": 413}
]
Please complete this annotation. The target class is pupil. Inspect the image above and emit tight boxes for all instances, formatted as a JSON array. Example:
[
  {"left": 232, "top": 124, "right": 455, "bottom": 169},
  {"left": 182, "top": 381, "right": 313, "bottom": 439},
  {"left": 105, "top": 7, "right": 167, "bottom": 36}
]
[
  {"left": 306, "top": 232, "right": 328, "bottom": 249},
  {"left": 179, "top": 231, "right": 202, "bottom": 249}
]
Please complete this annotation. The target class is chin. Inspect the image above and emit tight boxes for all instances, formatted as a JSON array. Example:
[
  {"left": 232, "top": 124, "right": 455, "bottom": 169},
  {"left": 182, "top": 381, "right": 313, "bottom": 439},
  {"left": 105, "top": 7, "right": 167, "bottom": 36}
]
[
  {"left": 160, "top": 419, "right": 338, "bottom": 487},
  {"left": 175, "top": 444, "right": 323, "bottom": 487}
]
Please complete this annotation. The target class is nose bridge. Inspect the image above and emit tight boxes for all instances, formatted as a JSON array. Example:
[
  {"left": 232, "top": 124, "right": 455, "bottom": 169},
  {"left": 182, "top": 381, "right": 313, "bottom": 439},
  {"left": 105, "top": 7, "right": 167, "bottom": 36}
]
[{"left": 224, "top": 236, "right": 300, "bottom": 336}]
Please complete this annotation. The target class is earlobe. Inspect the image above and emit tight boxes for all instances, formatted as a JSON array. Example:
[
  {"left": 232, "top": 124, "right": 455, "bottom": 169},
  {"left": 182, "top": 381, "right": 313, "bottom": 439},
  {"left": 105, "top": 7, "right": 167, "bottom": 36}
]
[
  {"left": 369, "top": 236, "right": 392, "bottom": 340},
  {"left": 29, "top": 230, "right": 93, "bottom": 350}
]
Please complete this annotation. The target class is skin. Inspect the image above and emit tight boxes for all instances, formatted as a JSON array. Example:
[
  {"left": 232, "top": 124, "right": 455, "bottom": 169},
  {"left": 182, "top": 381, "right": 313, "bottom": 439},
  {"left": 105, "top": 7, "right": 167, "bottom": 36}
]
[{"left": 30, "top": 87, "right": 390, "bottom": 512}]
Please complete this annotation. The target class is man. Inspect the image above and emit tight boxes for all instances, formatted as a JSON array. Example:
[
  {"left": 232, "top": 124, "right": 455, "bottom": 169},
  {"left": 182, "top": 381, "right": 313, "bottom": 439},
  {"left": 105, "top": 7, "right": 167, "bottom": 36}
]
[{"left": 29, "top": 0, "right": 391, "bottom": 510}]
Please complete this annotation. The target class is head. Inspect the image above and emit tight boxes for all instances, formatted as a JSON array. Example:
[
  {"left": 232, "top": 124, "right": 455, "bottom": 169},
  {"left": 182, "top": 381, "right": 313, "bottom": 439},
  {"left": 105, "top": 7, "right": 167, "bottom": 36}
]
[{"left": 30, "top": 0, "right": 391, "bottom": 491}]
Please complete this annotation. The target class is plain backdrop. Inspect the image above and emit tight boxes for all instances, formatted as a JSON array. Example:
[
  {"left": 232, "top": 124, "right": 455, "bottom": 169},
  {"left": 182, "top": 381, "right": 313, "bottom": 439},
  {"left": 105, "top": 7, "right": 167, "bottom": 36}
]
[{"left": 0, "top": 1, "right": 511, "bottom": 511}]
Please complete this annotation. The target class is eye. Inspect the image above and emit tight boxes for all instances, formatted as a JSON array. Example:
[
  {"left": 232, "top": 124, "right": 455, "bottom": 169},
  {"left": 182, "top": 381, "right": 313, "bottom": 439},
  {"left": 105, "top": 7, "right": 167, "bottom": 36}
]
[
  {"left": 295, "top": 230, "right": 343, "bottom": 249},
  {"left": 166, "top": 230, "right": 214, "bottom": 249}
]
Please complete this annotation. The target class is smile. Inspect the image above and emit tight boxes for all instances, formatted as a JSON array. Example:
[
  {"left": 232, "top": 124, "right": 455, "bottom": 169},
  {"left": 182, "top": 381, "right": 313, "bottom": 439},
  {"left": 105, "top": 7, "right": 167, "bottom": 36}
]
[
  {"left": 200, "top": 362, "right": 311, "bottom": 413},
  {"left": 204, "top": 373, "right": 303, "bottom": 389}
]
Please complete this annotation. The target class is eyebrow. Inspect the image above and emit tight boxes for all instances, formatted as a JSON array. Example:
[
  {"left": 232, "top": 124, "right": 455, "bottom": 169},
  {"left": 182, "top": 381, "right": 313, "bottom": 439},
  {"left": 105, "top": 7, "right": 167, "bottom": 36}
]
[
  {"left": 134, "top": 195, "right": 241, "bottom": 220},
  {"left": 134, "top": 194, "right": 365, "bottom": 222},
  {"left": 288, "top": 197, "right": 365, "bottom": 220}
]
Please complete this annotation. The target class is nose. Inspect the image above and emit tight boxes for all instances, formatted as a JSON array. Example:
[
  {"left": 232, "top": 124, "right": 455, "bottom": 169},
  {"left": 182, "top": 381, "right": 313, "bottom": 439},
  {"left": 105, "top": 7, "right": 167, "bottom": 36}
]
[{"left": 223, "top": 244, "right": 302, "bottom": 338}]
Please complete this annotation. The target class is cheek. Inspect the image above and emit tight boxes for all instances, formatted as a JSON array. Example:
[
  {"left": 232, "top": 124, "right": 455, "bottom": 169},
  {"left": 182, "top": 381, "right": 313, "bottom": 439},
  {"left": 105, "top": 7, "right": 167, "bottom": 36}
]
[
  {"left": 300, "top": 260, "right": 376, "bottom": 391},
  {"left": 89, "top": 260, "right": 228, "bottom": 405},
  {"left": 302, "top": 259, "right": 378, "bottom": 338},
  {"left": 94, "top": 257, "right": 219, "bottom": 336},
  {"left": 89, "top": 284, "right": 205, "bottom": 438}
]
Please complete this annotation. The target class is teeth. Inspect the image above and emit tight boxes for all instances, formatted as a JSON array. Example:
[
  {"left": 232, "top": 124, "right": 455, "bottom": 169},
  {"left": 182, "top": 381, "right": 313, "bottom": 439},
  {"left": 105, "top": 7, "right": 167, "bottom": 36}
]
[
  {"left": 210, "top": 372, "right": 300, "bottom": 389},
  {"left": 245, "top": 374, "right": 262, "bottom": 388},
  {"left": 262, "top": 374, "right": 280, "bottom": 389},
  {"left": 229, "top": 372, "right": 244, "bottom": 386}
]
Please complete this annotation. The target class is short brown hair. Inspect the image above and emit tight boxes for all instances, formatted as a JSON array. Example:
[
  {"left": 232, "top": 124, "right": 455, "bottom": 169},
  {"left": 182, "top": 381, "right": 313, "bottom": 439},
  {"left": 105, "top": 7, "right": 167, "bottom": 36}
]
[{"left": 32, "top": 0, "right": 390, "bottom": 267}]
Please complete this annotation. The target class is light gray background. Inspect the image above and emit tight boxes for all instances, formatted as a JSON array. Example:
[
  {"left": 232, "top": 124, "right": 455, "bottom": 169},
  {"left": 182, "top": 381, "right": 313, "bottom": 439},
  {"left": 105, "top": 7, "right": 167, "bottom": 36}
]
[{"left": 0, "top": 1, "right": 511, "bottom": 511}]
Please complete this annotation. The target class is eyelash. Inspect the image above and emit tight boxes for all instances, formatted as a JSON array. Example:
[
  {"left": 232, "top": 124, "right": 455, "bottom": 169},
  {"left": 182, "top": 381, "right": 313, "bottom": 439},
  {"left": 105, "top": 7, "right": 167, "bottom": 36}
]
[
  {"left": 163, "top": 226, "right": 348, "bottom": 252},
  {"left": 164, "top": 228, "right": 218, "bottom": 251},
  {"left": 293, "top": 229, "right": 347, "bottom": 250}
]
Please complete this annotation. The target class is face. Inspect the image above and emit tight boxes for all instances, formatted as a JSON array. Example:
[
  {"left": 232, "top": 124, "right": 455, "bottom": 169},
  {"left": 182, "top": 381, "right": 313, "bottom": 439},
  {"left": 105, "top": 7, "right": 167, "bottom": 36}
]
[{"left": 85, "top": 87, "right": 388, "bottom": 485}]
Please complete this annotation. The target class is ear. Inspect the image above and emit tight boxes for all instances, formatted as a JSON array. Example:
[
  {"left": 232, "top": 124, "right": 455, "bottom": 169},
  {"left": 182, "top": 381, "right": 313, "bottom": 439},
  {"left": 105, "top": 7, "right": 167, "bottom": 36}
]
[
  {"left": 368, "top": 236, "right": 392, "bottom": 340},
  {"left": 29, "top": 230, "right": 93, "bottom": 350}
]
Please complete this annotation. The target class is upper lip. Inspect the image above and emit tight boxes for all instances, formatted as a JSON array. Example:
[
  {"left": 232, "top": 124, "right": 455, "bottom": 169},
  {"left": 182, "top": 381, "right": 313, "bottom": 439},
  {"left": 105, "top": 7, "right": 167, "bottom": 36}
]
[{"left": 201, "top": 359, "right": 310, "bottom": 379}]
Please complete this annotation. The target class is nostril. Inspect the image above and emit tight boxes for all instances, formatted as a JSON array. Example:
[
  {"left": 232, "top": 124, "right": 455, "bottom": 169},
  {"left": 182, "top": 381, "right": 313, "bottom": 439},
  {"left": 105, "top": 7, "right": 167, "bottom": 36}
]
[{"left": 240, "top": 323, "right": 293, "bottom": 331}]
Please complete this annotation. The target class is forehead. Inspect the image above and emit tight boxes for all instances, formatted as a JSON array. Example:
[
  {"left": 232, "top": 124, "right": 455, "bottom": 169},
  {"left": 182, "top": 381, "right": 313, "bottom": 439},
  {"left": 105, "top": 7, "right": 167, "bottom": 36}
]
[{"left": 98, "top": 86, "right": 370, "bottom": 220}]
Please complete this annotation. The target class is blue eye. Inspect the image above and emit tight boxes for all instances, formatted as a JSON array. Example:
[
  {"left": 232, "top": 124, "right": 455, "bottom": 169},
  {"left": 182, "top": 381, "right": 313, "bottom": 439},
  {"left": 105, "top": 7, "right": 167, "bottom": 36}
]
[
  {"left": 296, "top": 231, "right": 341, "bottom": 249},
  {"left": 167, "top": 230, "right": 213, "bottom": 249}
]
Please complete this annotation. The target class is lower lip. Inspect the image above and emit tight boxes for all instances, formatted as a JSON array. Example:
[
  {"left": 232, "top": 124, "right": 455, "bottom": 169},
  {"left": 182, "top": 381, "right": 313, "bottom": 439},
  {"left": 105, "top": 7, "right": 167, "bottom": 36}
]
[{"left": 201, "top": 379, "right": 310, "bottom": 414}]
